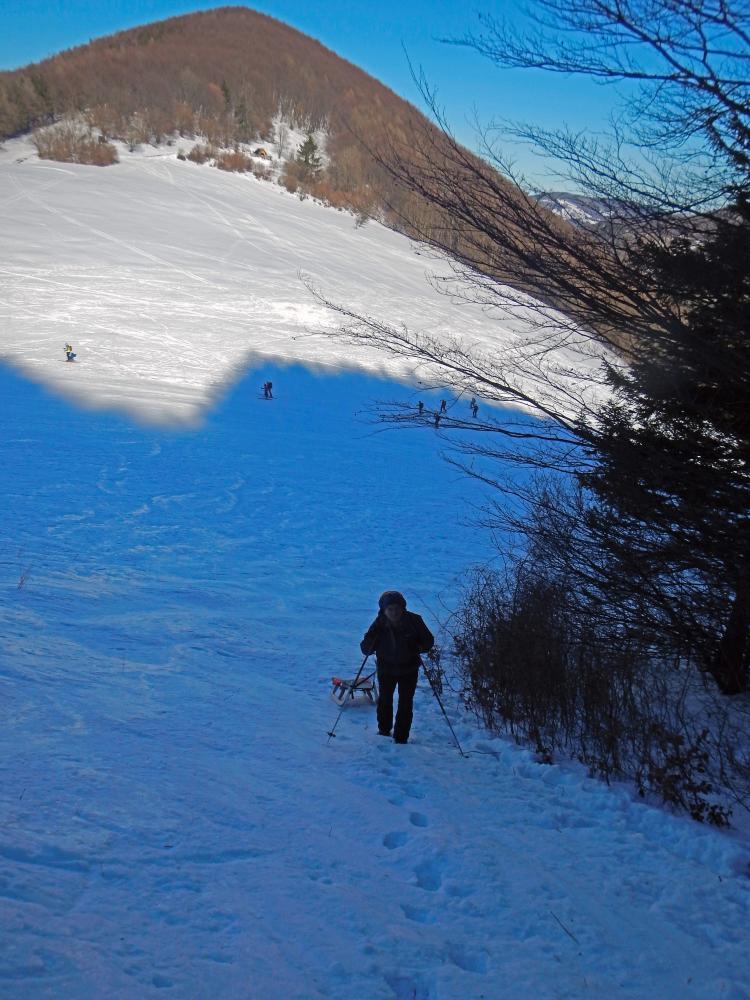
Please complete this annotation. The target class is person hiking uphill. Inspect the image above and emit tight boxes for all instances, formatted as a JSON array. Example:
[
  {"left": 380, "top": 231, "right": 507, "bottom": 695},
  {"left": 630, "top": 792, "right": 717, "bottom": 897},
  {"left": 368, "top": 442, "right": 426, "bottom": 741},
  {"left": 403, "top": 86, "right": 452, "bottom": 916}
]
[{"left": 360, "top": 591, "right": 434, "bottom": 743}]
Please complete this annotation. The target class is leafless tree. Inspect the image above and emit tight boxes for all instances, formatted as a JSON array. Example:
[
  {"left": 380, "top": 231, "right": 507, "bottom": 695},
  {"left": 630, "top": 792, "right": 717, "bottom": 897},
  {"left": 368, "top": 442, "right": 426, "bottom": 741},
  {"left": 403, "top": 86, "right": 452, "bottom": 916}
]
[{"left": 315, "top": 0, "right": 750, "bottom": 695}]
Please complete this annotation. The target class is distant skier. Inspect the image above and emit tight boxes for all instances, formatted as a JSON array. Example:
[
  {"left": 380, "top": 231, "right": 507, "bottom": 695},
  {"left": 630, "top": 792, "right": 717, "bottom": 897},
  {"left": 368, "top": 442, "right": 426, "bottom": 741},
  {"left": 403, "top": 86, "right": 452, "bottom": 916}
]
[
  {"left": 266, "top": 381, "right": 273, "bottom": 399},
  {"left": 470, "top": 397, "right": 479, "bottom": 418},
  {"left": 418, "top": 400, "right": 424, "bottom": 416},
  {"left": 439, "top": 399, "right": 447, "bottom": 414},
  {"left": 433, "top": 412, "right": 441, "bottom": 429},
  {"left": 360, "top": 591, "right": 434, "bottom": 744},
  {"left": 64, "top": 343, "right": 76, "bottom": 362}
]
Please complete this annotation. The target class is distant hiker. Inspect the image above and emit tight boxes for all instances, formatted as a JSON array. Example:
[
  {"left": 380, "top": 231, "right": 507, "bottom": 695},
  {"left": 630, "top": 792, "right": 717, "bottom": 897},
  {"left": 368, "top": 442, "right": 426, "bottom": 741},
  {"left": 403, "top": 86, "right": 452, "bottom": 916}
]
[
  {"left": 64, "top": 343, "right": 76, "bottom": 362},
  {"left": 262, "top": 382, "right": 269, "bottom": 398},
  {"left": 470, "top": 397, "right": 479, "bottom": 418},
  {"left": 418, "top": 400, "right": 424, "bottom": 415},
  {"left": 266, "top": 381, "right": 273, "bottom": 399},
  {"left": 433, "top": 412, "right": 441, "bottom": 428},
  {"left": 440, "top": 399, "right": 447, "bottom": 414},
  {"left": 360, "top": 591, "right": 434, "bottom": 744}
]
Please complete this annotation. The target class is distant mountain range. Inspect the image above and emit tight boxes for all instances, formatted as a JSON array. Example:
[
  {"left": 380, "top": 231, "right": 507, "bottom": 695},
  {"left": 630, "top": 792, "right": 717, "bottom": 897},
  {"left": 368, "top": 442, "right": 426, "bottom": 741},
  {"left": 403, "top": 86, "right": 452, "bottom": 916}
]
[
  {"left": 535, "top": 192, "right": 643, "bottom": 230},
  {"left": 537, "top": 190, "right": 732, "bottom": 243}
]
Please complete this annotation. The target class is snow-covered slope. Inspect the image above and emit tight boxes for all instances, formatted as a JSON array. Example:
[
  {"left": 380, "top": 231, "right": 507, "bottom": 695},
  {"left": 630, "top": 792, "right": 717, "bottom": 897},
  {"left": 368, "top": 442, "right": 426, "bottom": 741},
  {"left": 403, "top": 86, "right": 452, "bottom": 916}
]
[
  {"left": 2, "top": 361, "right": 749, "bottom": 1000},
  {"left": 1, "top": 138, "right": 749, "bottom": 1000},
  {"left": 535, "top": 192, "right": 632, "bottom": 228},
  {"left": 0, "top": 136, "right": 601, "bottom": 427}
]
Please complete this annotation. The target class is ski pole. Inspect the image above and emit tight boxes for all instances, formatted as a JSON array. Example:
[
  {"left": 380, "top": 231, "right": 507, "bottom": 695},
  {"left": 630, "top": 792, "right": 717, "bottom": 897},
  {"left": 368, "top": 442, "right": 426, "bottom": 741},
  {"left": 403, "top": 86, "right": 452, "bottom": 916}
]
[
  {"left": 327, "top": 653, "right": 371, "bottom": 743},
  {"left": 422, "top": 664, "right": 468, "bottom": 757}
]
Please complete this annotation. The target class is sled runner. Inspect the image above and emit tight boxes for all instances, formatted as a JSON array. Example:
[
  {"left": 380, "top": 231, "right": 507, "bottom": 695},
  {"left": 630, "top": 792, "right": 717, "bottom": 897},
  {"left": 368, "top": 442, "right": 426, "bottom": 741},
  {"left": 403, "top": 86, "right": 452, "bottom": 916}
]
[{"left": 331, "top": 671, "right": 378, "bottom": 706}]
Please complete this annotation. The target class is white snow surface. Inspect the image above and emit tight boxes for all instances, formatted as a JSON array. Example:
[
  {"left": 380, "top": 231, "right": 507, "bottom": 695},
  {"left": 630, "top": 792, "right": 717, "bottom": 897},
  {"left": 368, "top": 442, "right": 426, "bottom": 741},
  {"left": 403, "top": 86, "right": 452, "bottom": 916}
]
[
  {"left": 1, "top": 138, "right": 750, "bottom": 1000},
  {"left": 0, "top": 135, "right": 602, "bottom": 428}
]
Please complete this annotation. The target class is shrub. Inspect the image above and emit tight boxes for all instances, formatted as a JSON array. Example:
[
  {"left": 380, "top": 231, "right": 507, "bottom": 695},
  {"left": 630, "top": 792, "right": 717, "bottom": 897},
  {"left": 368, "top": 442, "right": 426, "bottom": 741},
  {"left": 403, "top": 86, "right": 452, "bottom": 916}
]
[
  {"left": 280, "top": 170, "right": 298, "bottom": 194},
  {"left": 453, "top": 565, "right": 733, "bottom": 825},
  {"left": 84, "top": 103, "right": 121, "bottom": 141},
  {"left": 32, "top": 122, "right": 118, "bottom": 166},
  {"left": 251, "top": 162, "right": 271, "bottom": 181},
  {"left": 187, "top": 143, "right": 214, "bottom": 164},
  {"left": 214, "top": 149, "right": 252, "bottom": 172}
]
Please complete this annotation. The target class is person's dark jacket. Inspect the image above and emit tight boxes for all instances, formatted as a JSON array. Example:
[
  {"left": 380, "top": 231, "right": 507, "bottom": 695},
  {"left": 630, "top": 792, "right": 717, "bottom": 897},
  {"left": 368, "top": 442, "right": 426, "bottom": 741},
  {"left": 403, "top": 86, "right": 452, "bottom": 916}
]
[{"left": 360, "top": 611, "right": 434, "bottom": 676}]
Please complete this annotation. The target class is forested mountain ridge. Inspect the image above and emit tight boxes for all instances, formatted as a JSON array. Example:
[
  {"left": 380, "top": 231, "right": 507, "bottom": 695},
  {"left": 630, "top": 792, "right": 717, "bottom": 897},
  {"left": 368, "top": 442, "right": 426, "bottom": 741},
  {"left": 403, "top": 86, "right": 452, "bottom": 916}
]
[
  {"left": 1, "top": 5, "right": 590, "bottom": 316},
  {"left": 0, "top": 6, "right": 443, "bottom": 220},
  {"left": 0, "top": 6, "right": 401, "bottom": 138}
]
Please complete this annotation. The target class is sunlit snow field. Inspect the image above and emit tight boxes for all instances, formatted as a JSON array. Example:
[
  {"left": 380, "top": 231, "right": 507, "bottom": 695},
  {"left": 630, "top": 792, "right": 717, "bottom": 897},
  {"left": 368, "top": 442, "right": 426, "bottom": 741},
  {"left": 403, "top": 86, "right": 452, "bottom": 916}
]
[{"left": 1, "top": 138, "right": 750, "bottom": 999}]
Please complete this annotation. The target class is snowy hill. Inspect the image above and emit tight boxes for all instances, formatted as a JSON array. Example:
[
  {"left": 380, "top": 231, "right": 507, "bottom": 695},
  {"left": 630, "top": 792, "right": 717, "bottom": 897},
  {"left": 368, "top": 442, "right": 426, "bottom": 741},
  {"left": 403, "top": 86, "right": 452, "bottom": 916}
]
[
  {"left": 535, "top": 192, "right": 634, "bottom": 229},
  {"left": 2, "top": 135, "right": 598, "bottom": 426},
  {"left": 1, "top": 139, "right": 750, "bottom": 999}
]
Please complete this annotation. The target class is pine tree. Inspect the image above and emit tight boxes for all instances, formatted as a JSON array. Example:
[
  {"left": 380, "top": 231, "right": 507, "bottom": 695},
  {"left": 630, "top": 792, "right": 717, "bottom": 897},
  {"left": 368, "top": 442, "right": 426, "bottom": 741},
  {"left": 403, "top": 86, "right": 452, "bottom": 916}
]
[
  {"left": 581, "top": 201, "right": 750, "bottom": 693},
  {"left": 295, "top": 132, "right": 321, "bottom": 181},
  {"left": 220, "top": 79, "right": 231, "bottom": 113}
]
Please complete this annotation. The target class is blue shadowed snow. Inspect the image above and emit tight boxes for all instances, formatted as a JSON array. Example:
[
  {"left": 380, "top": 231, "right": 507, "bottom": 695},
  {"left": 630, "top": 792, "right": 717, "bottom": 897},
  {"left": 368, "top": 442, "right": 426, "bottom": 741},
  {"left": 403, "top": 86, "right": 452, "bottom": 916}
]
[
  {"left": 1, "top": 362, "right": 496, "bottom": 682},
  {"left": 3, "top": 364, "right": 750, "bottom": 1000}
]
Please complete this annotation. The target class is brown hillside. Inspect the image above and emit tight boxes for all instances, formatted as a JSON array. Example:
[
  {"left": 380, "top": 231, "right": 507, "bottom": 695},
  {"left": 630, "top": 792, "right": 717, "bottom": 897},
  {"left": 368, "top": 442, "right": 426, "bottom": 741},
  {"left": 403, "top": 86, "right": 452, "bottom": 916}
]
[
  {"left": 0, "top": 6, "right": 602, "bottom": 331},
  {"left": 0, "top": 6, "right": 410, "bottom": 135},
  {"left": 0, "top": 7, "right": 431, "bottom": 213}
]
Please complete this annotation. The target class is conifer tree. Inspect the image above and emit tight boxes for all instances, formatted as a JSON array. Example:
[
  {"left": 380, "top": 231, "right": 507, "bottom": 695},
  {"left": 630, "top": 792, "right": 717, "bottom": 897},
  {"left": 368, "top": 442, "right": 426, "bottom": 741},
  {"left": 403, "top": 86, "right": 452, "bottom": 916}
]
[
  {"left": 322, "top": 0, "right": 750, "bottom": 694},
  {"left": 580, "top": 201, "right": 750, "bottom": 693},
  {"left": 295, "top": 132, "right": 321, "bottom": 181}
]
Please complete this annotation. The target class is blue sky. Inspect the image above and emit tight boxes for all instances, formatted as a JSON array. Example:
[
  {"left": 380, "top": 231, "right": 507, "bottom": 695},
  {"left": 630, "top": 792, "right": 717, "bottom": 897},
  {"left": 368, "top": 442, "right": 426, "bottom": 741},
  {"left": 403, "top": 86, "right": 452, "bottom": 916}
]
[{"left": 0, "top": 0, "right": 620, "bottom": 182}]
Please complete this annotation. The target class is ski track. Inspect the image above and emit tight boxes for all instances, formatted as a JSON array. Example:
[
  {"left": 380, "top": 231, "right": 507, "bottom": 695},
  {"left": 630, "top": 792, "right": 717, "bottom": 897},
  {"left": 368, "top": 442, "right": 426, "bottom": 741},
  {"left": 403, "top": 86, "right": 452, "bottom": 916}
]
[{"left": 1, "top": 138, "right": 749, "bottom": 999}]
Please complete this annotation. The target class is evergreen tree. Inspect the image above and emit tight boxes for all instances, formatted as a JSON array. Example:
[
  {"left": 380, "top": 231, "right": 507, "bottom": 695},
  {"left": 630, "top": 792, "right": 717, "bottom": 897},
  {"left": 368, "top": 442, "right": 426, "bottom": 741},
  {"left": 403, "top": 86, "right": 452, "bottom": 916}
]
[
  {"left": 235, "top": 99, "right": 253, "bottom": 142},
  {"left": 320, "top": 0, "right": 750, "bottom": 698},
  {"left": 581, "top": 201, "right": 750, "bottom": 693},
  {"left": 295, "top": 132, "right": 321, "bottom": 181},
  {"left": 220, "top": 78, "right": 231, "bottom": 113}
]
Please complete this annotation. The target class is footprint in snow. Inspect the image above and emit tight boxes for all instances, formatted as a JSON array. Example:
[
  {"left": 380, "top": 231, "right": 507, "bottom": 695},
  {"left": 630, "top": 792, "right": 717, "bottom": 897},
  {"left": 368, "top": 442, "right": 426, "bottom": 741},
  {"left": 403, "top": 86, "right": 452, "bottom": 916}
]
[
  {"left": 383, "top": 831, "right": 409, "bottom": 850},
  {"left": 444, "top": 882, "right": 473, "bottom": 899},
  {"left": 400, "top": 902, "right": 436, "bottom": 924},
  {"left": 409, "top": 811, "right": 428, "bottom": 828},
  {"left": 384, "top": 973, "right": 433, "bottom": 999},
  {"left": 402, "top": 782, "right": 425, "bottom": 800},
  {"left": 414, "top": 858, "right": 443, "bottom": 892},
  {"left": 449, "top": 947, "right": 488, "bottom": 974},
  {"left": 386, "top": 787, "right": 425, "bottom": 808}
]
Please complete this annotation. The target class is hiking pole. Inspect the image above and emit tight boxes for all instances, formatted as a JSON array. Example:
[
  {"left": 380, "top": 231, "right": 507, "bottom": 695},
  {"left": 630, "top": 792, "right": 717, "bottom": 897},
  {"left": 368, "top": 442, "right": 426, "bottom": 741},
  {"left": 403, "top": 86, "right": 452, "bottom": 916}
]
[
  {"left": 327, "top": 653, "right": 371, "bottom": 743},
  {"left": 422, "top": 664, "right": 468, "bottom": 758}
]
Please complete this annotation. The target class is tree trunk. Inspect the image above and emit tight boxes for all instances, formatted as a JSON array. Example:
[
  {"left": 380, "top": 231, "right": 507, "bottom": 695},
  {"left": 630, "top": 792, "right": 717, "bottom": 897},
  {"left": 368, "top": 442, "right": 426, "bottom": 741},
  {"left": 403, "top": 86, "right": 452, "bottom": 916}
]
[{"left": 711, "top": 584, "right": 750, "bottom": 695}]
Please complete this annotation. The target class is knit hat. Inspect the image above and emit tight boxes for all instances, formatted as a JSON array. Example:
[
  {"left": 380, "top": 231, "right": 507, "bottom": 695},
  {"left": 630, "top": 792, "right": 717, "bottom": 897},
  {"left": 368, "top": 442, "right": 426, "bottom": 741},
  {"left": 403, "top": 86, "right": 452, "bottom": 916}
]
[{"left": 379, "top": 590, "right": 407, "bottom": 610}]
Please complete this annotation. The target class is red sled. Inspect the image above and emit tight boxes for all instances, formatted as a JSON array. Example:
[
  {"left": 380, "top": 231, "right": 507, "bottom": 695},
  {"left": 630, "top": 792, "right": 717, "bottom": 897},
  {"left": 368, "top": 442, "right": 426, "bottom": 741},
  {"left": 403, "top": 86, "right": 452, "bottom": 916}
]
[{"left": 331, "top": 671, "right": 378, "bottom": 706}]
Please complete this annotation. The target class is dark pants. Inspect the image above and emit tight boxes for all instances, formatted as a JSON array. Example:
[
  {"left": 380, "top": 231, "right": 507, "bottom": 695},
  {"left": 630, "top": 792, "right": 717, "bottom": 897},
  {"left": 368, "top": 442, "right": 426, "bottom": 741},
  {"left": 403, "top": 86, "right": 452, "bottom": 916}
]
[{"left": 377, "top": 668, "right": 419, "bottom": 741}]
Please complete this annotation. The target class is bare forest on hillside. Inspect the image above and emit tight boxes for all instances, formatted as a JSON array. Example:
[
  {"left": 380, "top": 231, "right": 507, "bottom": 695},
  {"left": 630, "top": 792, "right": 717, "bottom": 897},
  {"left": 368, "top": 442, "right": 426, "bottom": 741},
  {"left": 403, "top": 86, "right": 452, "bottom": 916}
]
[{"left": 0, "top": 7, "right": 438, "bottom": 226}]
